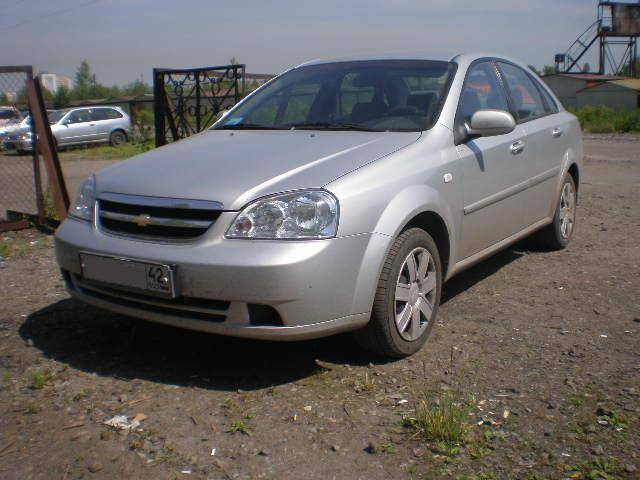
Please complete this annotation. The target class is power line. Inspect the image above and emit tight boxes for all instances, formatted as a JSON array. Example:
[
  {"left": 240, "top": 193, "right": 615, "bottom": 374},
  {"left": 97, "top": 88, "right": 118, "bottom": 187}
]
[{"left": 4, "top": 0, "right": 104, "bottom": 31}]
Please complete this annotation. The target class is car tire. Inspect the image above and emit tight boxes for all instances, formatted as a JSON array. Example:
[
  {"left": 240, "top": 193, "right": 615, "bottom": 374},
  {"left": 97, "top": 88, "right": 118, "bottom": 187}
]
[
  {"left": 537, "top": 174, "right": 577, "bottom": 250},
  {"left": 109, "top": 130, "right": 127, "bottom": 147},
  {"left": 355, "top": 228, "right": 442, "bottom": 358}
]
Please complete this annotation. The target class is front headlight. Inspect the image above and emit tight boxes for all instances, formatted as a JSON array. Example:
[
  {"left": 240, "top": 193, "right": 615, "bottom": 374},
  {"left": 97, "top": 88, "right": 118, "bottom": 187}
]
[
  {"left": 69, "top": 175, "right": 96, "bottom": 222},
  {"left": 226, "top": 190, "right": 339, "bottom": 239},
  {"left": 20, "top": 132, "right": 32, "bottom": 141}
]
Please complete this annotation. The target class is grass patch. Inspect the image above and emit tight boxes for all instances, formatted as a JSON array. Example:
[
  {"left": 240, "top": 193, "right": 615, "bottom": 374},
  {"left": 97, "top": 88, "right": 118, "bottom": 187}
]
[
  {"left": 29, "top": 370, "right": 54, "bottom": 390},
  {"left": 566, "top": 457, "right": 620, "bottom": 479},
  {"left": 0, "top": 234, "right": 33, "bottom": 259},
  {"left": 60, "top": 140, "right": 154, "bottom": 161},
  {"left": 226, "top": 420, "right": 251, "bottom": 436},
  {"left": 354, "top": 372, "right": 377, "bottom": 393},
  {"left": 569, "top": 106, "right": 640, "bottom": 133},
  {"left": 413, "top": 391, "right": 472, "bottom": 444}
]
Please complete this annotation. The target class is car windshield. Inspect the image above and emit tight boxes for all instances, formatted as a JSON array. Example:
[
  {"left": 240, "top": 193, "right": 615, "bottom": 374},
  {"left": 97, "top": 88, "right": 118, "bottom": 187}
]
[{"left": 213, "top": 60, "right": 456, "bottom": 132}]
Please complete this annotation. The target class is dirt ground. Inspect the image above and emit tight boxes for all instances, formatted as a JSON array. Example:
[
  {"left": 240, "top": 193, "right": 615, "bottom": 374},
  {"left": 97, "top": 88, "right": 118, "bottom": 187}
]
[{"left": 0, "top": 135, "right": 638, "bottom": 480}]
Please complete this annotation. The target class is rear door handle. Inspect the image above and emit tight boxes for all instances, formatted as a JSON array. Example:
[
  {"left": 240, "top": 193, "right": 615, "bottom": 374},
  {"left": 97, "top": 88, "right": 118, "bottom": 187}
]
[
  {"left": 552, "top": 127, "right": 563, "bottom": 138},
  {"left": 509, "top": 140, "right": 526, "bottom": 155}
]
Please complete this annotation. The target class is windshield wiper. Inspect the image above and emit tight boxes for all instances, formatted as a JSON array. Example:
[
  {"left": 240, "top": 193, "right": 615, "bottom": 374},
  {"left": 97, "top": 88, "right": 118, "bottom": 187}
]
[
  {"left": 286, "top": 122, "right": 382, "bottom": 132},
  {"left": 215, "top": 123, "right": 288, "bottom": 130}
]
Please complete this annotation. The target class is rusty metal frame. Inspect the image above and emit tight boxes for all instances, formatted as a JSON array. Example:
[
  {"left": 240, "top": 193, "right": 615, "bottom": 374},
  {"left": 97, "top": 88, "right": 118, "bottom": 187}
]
[{"left": 26, "top": 74, "right": 70, "bottom": 220}]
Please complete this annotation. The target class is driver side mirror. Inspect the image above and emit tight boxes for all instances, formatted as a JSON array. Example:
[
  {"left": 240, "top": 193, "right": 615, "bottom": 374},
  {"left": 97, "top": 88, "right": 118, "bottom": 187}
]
[{"left": 465, "top": 110, "right": 515, "bottom": 139}]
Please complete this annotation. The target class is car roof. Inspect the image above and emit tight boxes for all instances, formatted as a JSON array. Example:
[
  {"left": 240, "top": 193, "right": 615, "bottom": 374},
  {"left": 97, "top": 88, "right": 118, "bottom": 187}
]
[{"left": 296, "top": 52, "right": 528, "bottom": 70}]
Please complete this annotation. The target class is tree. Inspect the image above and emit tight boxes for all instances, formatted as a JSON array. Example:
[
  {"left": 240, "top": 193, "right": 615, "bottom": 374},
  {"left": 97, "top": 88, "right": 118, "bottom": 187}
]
[
  {"left": 582, "top": 62, "right": 591, "bottom": 73},
  {"left": 527, "top": 65, "right": 540, "bottom": 75},
  {"left": 53, "top": 86, "right": 71, "bottom": 108},
  {"left": 542, "top": 65, "right": 557, "bottom": 76},
  {"left": 123, "top": 79, "right": 152, "bottom": 97},
  {"left": 0, "top": 92, "right": 8, "bottom": 104},
  {"left": 229, "top": 57, "right": 239, "bottom": 66},
  {"left": 74, "top": 60, "right": 96, "bottom": 100}
]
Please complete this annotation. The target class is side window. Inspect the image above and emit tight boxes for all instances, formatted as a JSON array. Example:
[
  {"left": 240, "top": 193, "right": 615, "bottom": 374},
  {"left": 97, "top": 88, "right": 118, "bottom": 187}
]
[
  {"left": 104, "top": 108, "right": 123, "bottom": 119},
  {"left": 91, "top": 109, "right": 108, "bottom": 121},
  {"left": 67, "top": 109, "right": 91, "bottom": 124},
  {"left": 459, "top": 62, "right": 509, "bottom": 123},
  {"left": 498, "top": 63, "right": 547, "bottom": 121},
  {"left": 536, "top": 83, "right": 558, "bottom": 113}
]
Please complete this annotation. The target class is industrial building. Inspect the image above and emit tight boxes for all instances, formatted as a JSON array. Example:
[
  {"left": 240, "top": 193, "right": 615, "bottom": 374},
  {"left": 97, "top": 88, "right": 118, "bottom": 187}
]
[
  {"left": 541, "top": 73, "right": 627, "bottom": 108},
  {"left": 576, "top": 78, "right": 640, "bottom": 109}
]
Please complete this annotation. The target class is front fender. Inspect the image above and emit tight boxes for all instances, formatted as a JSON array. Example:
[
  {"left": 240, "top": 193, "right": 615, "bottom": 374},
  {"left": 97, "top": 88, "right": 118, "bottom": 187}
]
[{"left": 349, "top": 185, "right": 458, "bottom": 315}]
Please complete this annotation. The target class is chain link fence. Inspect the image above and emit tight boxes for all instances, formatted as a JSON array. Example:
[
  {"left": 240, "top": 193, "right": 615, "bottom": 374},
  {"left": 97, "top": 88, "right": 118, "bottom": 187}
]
[{"left": 0, "top": 67, "right": 42, "bottom": 227}]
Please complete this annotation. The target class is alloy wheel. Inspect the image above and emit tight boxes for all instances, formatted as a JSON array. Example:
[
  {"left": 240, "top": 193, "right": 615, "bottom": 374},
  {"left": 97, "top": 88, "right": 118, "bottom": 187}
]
[
  {"left": 559, "top": 181, "right": 576, "bottom": 239},
  {"left": 394, "top": 247, "right": 437, "bottom": 341}
]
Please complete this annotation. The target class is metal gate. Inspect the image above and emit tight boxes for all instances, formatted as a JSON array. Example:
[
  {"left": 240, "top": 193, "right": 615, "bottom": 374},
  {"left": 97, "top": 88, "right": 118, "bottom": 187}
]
[
  {"left": 153, "top": 64, "right": 246, "bottom": 147},
  {"left": 0, "top": 66, "right": 69, "bottom": 231}
]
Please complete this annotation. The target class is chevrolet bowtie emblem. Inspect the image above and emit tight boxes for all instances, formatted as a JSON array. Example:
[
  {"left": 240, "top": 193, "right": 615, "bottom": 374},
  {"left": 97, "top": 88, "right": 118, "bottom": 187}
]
[{"left": 133, "top": 214, "right": 152, "bottom": 227}]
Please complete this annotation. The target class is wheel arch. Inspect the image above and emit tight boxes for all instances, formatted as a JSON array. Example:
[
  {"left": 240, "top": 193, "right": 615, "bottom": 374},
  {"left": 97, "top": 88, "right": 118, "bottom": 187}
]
[
  {"left": 401, "top": 211, "right": 451, "bottom": 279},
  {"left": 567, "top": 162, "right": 580, "bottom": 193},
  {"left": 110, "top": 128, "right": 128, "bottom": 140}
]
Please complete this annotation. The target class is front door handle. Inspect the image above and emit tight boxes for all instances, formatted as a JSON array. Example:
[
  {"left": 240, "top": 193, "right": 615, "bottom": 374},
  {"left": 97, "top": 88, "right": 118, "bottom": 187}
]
[
  {"left": 552, "top": 127, "right": 563, "bottom": 138},
  {"left": 509, "top": 140, "right": 526, "bottom": 155}
]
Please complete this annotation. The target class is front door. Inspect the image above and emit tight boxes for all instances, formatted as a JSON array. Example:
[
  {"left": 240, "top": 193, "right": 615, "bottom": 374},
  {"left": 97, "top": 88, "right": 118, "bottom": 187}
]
[
  {"left": 58, "top": 109, "right": 96, "bottom": 145},
  {"left": 456, "top": 61, "right": 532, "bottom": 259}
]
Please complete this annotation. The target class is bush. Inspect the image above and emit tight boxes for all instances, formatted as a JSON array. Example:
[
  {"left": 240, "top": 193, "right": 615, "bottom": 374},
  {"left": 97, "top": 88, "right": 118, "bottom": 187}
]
[{"left": 570, "top": 106, "right": 640, "bottom": 133}]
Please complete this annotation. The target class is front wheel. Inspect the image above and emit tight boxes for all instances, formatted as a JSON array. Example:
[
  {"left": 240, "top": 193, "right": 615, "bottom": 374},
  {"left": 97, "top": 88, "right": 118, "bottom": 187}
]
[
  {"left": 355, "top": 228, "right": 442, "bottom": 358},
  {"left": 537, "top": 174, "right": 577, "bottom": 250}
]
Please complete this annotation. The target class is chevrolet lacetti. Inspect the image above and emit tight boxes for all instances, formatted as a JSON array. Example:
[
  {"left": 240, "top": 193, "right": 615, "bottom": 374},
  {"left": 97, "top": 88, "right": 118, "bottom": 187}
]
[{"left": 54, "top": 53, "right": 582, "bottom": 357}]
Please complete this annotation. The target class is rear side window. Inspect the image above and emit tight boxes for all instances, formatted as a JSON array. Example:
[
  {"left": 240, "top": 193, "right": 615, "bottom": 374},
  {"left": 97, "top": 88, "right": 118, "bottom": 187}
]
[
  {"left": 92, "top": 108, "right": 123, "bottom": 121},
  {"left": 498, "top": 62, "right": 546, "bottom": 121},
  {"left": 459, "top": 62, "right": 509, "bottom": 123},
  {"left": 536, "top": 82, "right": 558, "bottom": 113}
]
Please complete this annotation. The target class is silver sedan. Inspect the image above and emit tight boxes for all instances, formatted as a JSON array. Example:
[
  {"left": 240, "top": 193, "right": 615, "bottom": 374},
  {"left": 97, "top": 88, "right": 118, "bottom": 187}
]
[{"left": 55, "top": 53, "right": 582, "bottom": 357}]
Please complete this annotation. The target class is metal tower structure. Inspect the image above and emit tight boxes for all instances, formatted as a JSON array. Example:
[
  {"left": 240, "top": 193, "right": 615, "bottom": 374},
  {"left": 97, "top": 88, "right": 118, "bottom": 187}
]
[{"left": 555, "top": 1, "right": 639, "bottom": 77}]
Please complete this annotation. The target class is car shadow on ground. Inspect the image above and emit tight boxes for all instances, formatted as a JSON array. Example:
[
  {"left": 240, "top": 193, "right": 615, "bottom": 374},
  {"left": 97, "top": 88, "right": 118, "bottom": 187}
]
[{"left": 19, "top": 238, "right": 542, "bottom": 392}]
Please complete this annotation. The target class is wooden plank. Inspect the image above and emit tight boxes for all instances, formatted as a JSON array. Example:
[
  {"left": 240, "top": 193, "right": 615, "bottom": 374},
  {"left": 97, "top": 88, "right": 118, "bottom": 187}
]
[{"left": 0, "top": 220, "right": 30, "bottom": 232}]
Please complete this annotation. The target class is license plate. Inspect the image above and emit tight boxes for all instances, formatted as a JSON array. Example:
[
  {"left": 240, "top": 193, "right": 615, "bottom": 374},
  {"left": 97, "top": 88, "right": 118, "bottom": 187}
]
[{"left": 80, "top": 253, "right": 175, "bottom": 297}]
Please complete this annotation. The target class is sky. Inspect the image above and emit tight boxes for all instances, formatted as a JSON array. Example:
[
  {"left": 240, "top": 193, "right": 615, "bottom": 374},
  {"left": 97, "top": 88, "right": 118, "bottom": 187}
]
[{"left": 1, "top": 0, "right": 607, "bottom": 86}]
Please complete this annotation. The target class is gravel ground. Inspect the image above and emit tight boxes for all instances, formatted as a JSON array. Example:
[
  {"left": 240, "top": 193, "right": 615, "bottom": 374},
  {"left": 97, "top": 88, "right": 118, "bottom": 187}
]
[{"left": 0, "top": 136, "right": 638, "bottom": 480}]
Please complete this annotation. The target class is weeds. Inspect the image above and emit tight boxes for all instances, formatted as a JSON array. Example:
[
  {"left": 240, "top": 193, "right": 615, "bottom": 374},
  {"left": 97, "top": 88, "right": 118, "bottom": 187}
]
[
  {"left": 29, "top": 370, "right": 54, "bottom": 390},
  {"left": 226, "top": 420, "right": 251, "bottom": 436},
  {"left": 0, "top": 234, "right": 33, "bottom": 259},
  {"left": 566, "top": 457, "right": 619, "bottom": 479},
  {"left": 354, "top": 372, "right": 376, "bottom": 393},
  {"left": 569, "top": 105, "right": 640, "bottom": 133},
  {"left": 413, "top": 390, "right": 472, "bottom": 444}
]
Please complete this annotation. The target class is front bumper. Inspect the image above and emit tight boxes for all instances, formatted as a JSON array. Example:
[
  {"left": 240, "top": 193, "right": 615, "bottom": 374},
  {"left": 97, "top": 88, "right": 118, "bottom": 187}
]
[
  {"left": 55, "top": 216, "right": 389, "bottom": 340},
  {"left": 2, "top": 138, "right": 32, "bottom": 152}
]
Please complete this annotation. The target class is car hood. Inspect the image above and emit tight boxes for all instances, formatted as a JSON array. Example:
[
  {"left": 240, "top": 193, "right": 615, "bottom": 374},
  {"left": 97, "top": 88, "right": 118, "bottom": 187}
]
[{"left": 95, "top": 129, "right": 421, "bottom": 210}]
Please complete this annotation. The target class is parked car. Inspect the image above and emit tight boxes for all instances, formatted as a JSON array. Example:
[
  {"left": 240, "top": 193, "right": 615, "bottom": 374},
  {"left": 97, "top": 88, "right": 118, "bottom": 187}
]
[
  {"left": 0, "top": 106, "right": 20, "bottom": 128},
  {"left": 5, "top": 106, "right": 131, "bottom": 153},
  {"left": 55, "top": 53, "right": 582, "bottom": 357}
]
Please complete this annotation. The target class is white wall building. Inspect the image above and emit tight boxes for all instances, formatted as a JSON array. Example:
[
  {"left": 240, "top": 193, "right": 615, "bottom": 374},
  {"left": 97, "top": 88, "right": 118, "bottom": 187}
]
[{"left": 38, "top": 72, "right": 73, "bottom": 93}]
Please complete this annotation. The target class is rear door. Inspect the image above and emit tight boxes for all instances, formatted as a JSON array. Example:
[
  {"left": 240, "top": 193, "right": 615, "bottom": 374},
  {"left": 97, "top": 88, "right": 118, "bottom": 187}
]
[
  {"left": 497, "top": 62, "right": 566, "bottom": 223},
  {"left": 456, "top": 61, "right": 533, "bottom": 259},
  {"left": 92, "top": 108, "right": 123, "bottom": 141}
]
